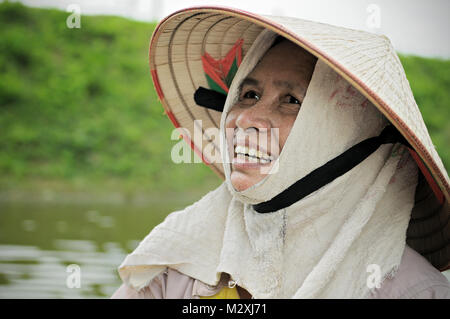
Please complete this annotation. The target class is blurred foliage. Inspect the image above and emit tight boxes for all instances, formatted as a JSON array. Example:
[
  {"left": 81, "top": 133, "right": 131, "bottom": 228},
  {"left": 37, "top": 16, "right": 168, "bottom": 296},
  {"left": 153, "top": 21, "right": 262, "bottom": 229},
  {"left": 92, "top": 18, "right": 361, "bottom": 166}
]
[
  {"left": 0, "top": 2, "right": 448, "bottom": 194},
  {"left": 0, "top": 2, "right": 220, "bottom": 194},
  {"left": 398, "top": 55, "right": 450, "bottom": 171}
]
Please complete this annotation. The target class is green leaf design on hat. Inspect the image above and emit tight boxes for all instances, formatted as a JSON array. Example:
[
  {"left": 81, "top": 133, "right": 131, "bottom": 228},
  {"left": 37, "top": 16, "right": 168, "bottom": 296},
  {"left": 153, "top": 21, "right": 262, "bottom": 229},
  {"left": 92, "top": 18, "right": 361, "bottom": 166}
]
[{"left": 201, "top": 38, "right": 243, "bottom": 95}]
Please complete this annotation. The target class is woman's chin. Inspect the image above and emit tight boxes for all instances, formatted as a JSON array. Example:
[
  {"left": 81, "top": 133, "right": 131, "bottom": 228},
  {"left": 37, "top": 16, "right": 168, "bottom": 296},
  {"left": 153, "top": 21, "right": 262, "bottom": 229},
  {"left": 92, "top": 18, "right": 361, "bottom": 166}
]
[{"left": 230, "top": 170, "right": 262, "bottom": 192}]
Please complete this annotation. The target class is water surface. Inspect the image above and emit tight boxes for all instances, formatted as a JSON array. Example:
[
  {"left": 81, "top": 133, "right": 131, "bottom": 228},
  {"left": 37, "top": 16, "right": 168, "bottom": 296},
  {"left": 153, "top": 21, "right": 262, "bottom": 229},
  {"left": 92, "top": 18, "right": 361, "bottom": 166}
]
[{"left": 0, "top": 201, "right": 173, "bottom": 298}]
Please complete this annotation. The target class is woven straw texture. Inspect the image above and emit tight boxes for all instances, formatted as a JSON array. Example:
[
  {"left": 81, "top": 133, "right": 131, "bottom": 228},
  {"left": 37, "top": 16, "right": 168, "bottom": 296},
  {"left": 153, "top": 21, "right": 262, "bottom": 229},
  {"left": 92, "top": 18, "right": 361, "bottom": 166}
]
[{"left": 149, "top": 7, "right": 449, "bottom": 271}]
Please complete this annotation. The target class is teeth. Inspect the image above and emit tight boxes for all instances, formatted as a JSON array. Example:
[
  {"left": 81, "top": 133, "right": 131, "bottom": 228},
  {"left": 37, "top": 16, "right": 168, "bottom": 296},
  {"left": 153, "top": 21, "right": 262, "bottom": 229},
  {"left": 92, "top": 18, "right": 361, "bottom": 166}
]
[
  {"left": 235, "top": 145, "right": 248, "bottom": 156},
  {"left": 234, "top": 145, "right": 273, "bottom": 162},
  {"left": 235, "top": 153, "right": 247, "bottom": 163}
]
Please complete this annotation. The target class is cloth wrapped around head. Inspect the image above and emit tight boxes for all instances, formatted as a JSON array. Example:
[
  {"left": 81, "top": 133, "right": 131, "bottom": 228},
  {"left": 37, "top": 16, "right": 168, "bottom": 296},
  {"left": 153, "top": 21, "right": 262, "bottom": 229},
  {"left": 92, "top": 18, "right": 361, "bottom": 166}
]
[{"left": 118, "top": 29, "right": 418, "bottom": 298}]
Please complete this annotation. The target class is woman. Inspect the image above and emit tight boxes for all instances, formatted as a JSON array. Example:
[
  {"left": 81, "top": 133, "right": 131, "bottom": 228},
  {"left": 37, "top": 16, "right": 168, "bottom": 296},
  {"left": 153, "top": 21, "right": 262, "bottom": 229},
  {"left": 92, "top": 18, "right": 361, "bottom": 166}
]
[{"left": 112, "top": 6, "right": 449, "bottom": 299}]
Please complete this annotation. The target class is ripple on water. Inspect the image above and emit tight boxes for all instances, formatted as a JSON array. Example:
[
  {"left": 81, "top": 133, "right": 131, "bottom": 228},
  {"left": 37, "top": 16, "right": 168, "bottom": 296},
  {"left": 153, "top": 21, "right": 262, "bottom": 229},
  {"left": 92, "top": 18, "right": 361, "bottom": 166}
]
[{"left": 0, "top": 242, "right": 126, "bottom": 298}]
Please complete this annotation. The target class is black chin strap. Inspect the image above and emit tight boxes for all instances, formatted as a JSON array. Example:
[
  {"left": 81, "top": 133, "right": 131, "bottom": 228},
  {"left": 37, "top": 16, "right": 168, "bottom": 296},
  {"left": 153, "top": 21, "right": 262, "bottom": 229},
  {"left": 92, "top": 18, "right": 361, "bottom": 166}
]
[{"left": 252, "top": 125, "right": 411, "bottom": 213}]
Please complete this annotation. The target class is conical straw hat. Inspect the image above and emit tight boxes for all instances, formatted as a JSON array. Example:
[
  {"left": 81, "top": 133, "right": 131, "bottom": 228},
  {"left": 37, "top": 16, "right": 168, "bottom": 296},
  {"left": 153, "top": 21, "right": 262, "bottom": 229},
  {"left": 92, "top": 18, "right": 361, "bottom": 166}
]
[{"left": 149, "top": 6, "right": 449, "bottom": 271}]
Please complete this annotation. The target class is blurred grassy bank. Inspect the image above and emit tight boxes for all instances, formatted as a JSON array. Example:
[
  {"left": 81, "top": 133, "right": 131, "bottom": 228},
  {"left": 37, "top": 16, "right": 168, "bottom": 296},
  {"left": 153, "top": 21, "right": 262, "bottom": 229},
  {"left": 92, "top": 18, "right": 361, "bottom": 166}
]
[
  {"left": 0, "top": 2, "right": 449, "bottom": 200},
  {"left": 0, "top": 2, "right": 221, "bottom": 201}
]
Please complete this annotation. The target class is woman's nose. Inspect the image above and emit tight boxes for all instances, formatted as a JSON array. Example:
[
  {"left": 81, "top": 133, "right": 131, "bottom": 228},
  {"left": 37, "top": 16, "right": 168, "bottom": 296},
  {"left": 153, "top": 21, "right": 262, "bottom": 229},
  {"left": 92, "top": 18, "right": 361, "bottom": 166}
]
[{"left": 235, "top": 100, "right": 272, "bottom": 131}]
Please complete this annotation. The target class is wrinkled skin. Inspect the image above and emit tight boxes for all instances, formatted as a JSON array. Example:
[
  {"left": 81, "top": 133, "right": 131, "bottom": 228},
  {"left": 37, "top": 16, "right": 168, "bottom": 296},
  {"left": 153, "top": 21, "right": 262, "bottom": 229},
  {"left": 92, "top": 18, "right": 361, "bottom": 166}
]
[{"left": 225, "top": 40, "right": 317, "bottom": 192}]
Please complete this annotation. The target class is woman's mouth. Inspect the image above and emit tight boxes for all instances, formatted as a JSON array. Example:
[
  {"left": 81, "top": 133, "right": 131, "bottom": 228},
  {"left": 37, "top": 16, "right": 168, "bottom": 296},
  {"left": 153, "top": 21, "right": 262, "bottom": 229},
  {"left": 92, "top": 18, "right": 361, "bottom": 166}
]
[{"left": 232, "top": 145, "right": 274, "bottom": 167}]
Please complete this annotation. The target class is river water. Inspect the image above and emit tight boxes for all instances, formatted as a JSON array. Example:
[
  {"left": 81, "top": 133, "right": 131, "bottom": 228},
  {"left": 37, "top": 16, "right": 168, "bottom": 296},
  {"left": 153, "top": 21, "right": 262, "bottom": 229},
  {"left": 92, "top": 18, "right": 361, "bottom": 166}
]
[{"left": 0, "top": 201, "right": 174, "bottom": 298}]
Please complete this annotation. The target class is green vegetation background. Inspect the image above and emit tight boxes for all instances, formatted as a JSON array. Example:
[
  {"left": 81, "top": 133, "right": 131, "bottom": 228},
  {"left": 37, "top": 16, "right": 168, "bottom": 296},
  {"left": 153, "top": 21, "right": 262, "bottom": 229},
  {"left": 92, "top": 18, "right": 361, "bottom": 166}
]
[{"left": 1, "top": 2, "right": 449, "bottom": 197}]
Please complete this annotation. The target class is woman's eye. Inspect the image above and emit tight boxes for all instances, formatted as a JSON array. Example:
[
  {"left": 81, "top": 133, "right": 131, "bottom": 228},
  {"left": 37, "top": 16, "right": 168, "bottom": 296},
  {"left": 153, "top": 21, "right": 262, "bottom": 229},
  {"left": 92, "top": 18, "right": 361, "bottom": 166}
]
[
  {"left": 243, "top": 90, "right": 260, "bottom": 100},
  {"left": 287, "top": 95, "right": 301, "bottom": 104}
]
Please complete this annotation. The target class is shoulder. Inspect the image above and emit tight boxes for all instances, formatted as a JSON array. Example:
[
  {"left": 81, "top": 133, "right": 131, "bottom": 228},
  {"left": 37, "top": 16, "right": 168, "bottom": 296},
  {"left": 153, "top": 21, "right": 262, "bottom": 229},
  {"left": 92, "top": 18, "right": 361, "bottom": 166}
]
[
  {"left": 111, "top": 268, "right": 231, "bottom": 299},
  {"left": 111, "top": 268, "right": 198, "bottom": 299},
  {"left": 370, "top": 245, "right": 450, "bottom": 299}
]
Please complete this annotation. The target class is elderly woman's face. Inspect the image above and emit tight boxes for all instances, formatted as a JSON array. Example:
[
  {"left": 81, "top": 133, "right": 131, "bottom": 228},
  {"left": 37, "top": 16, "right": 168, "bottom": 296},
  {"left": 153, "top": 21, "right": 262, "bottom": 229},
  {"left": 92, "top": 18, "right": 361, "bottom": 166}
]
[{"left": 225, "top": 40, "right": 316, "bottom": 192}]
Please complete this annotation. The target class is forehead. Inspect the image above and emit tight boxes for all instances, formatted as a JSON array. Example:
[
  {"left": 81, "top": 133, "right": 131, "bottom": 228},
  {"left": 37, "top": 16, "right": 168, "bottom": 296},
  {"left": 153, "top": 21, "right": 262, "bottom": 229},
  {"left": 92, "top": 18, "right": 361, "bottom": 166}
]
[
  {"left": 240, "top": 76, "right": 298, "bottom": 91},
  {"left": 245, "top": 41, "right": 316, "bottom": 85},
  {"left": 262, "top": 40, "right": 307, "bottom": 62}
]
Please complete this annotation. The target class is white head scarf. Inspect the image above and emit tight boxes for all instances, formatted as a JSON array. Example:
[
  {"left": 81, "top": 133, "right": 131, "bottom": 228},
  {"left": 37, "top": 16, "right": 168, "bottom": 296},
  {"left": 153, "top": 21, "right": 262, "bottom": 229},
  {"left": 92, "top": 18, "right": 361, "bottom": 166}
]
[{"left": 118, "top": 30, "right": 418, "bottom": 298}]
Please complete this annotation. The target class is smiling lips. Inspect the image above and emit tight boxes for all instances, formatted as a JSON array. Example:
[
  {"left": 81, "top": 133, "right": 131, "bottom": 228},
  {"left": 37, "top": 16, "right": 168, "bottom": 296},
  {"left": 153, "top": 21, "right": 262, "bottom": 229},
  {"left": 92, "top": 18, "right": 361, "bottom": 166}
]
[{"left": 233, "top": 144, "right": 274, "bottom": 164}]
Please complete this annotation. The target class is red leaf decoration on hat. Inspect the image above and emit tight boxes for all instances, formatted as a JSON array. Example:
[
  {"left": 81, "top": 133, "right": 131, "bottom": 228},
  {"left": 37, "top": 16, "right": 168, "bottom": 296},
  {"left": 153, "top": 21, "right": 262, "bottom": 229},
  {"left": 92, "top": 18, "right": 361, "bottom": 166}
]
[{"left": 201, "top": 38, "right": 243, "bottom": 95}]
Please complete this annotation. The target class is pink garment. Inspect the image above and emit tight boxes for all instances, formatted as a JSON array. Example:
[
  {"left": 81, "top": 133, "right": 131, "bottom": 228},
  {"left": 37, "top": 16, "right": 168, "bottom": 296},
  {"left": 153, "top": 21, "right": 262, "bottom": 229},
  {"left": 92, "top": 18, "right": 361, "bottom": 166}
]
[{"left": 111, "top": 245, "right": 449, "bottom": 299}]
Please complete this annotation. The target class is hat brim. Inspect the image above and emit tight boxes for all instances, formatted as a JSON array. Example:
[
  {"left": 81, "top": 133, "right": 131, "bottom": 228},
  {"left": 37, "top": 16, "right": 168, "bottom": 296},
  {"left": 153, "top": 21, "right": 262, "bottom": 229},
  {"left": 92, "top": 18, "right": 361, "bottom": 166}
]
[{"left": 149, "top": 6, "right": 450, "bottom": 271}]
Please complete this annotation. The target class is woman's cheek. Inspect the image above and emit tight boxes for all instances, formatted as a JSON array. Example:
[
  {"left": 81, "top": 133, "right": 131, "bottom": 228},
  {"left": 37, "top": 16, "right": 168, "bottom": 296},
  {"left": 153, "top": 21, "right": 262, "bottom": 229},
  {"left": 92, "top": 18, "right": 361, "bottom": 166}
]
[
  {"left": 225, "top": 112, "right": 237, "bottom": 158},
  {"left": 279, "top": 115, "right": 298, "bottom": 149}
]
